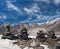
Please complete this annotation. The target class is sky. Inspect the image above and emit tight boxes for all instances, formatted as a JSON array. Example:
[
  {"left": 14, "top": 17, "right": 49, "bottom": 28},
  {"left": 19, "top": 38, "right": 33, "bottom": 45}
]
[{"left": 0, "top": 0, "right": 60, "bottom": 25}]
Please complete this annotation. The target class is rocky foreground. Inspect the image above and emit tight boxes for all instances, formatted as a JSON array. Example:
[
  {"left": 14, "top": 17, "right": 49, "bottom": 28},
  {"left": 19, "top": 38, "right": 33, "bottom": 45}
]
[{"left": 0, "top": 18, "right": 60, "bottom": 49}]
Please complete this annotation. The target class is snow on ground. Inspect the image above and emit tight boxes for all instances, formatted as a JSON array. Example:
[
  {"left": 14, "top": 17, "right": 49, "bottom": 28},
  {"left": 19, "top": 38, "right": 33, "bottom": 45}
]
[
  {"left": 28, "top": 36, "right": 36, "bottom": 38},
  {"left": 0, "top": 35, "right": 50, "bottom": 49},
  {"left": 0, "top": 35, "right": 21, "bottom": 49},
  {"left": 0, "top": 35, "right": 34, "bottom": 49},
  {"left": 40, "top": 42, "right": 49, "bottom": 49}
]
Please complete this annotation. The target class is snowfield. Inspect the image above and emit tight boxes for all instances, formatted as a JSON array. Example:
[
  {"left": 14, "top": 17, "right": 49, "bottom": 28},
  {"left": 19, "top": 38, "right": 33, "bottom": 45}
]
[
  {"left": 0, "top": 35, "right": 50, "bottom": 49},
  {"left": 0, "top": 35, "right": 21, "bottom": 49}
]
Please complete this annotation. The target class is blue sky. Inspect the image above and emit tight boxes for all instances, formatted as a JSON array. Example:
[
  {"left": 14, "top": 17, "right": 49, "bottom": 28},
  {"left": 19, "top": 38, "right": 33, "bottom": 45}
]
[{"left": 0, "top": 0, "right": 60, "bottom": 24}]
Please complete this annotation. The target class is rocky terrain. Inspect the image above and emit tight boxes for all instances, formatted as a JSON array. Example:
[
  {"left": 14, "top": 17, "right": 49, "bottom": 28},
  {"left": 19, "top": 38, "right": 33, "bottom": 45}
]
[{"left": 0, "top": 18, "right": 60, "bottom": 49}]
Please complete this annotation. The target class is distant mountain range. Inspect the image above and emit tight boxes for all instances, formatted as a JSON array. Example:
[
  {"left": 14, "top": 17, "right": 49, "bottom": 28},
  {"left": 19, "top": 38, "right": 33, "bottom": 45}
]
[
  {"left": 0, "top": 18, "right": 60, "bottom": 36},
  {"left": 27, "top": 18, "right": 60, "bottom": 32}
]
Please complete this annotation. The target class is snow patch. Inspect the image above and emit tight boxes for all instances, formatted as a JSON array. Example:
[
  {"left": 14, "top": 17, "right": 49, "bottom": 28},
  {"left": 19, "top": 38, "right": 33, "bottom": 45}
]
[
  {"left": 40, "top": 43, "right": 49, "bottom": 49},
  {"left": 28, "top": 36, "right": 36, "bottom": 38},
  {"left": 0, "top": 35, "right": 21, "bottom": 49}
]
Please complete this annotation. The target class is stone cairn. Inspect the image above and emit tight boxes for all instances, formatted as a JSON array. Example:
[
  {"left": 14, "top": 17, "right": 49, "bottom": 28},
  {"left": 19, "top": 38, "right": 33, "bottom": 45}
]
[
  {"left": 17, "top": 27, "right": 29, "bottom": 40},
  {"left": 36, "top": 30, "right": 47, "bottom": 42},
  {"left": 2, "top": 23, "right": 17, "bottom": 40},
  {"left": 47, "top": 31, "right": 56, "bottom": 39}
]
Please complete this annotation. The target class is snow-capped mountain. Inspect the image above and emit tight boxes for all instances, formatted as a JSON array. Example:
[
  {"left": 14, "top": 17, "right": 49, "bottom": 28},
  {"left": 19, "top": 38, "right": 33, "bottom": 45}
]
[{"left": 0, "top": 0, "right": 60, "bottom": 25}]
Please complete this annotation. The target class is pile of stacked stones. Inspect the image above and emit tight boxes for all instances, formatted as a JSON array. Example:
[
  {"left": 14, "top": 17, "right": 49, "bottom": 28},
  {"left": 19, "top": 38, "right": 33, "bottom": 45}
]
[
  {"left": 17, "top": 27, "right": 31, "bottom": 40},
  {"left": 36, "top": 30, "right": 47, "bottom": 42},
  {"left": 36, "top": 30, "right": 57, "bottom": 42},
  {"left": 47, "top": 31, "right": 56, "bottom": 39},
  {"left": 2, "top": 23, "right": 57, "bottom": 41},
  {"left": 2, "top": 23, "right": 17, "bottom": 40},
  {"left": 2, "top": 23, "right": 30, "bottom": 40}
]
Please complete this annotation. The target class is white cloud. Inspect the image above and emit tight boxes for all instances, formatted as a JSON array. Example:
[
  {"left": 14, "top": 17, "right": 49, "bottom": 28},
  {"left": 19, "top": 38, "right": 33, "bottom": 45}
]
[
  {"left": 35, "top": 14, "right": 42, "bottom": 20},
  {"left": 6, "top": 0, "right": 16, "bottom": 2},
  {"left": 6, "top": 1, "right": 19, "bottom": 11},
  {"left": 24, "top": 8, "right": 32, "bottom": 14},
  {"left": 54, "top": 0, "right": 60, "bottom": 4},
  {"left": 0, "top": 15, "right": 7, "bottom": 20},
  {"left": 20, "top": 18, "right": 32, "bottom": 23},
  {"left": 23, "top": 3, "right": 60, "bottom": 23},
  {"left": 34, "top": 0, "right": 60, "bottom": 4},
  {"left": 3, "top": 15, "right": 7, "bottom": 20},
  {"left": 6, "top": 1, "right": 22, "bottom": 13},
  {"left": 24, "top": 3, "right": 58, "bottom": 23},
  {"left": 34, "top": 0, "right": 50, "bottom": 3},
  {"left": 23, "top": 4, "right": 41, "bottom": 23},
  {"left": 24, "top": 3, "right": 40, "bottom": 15}
]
